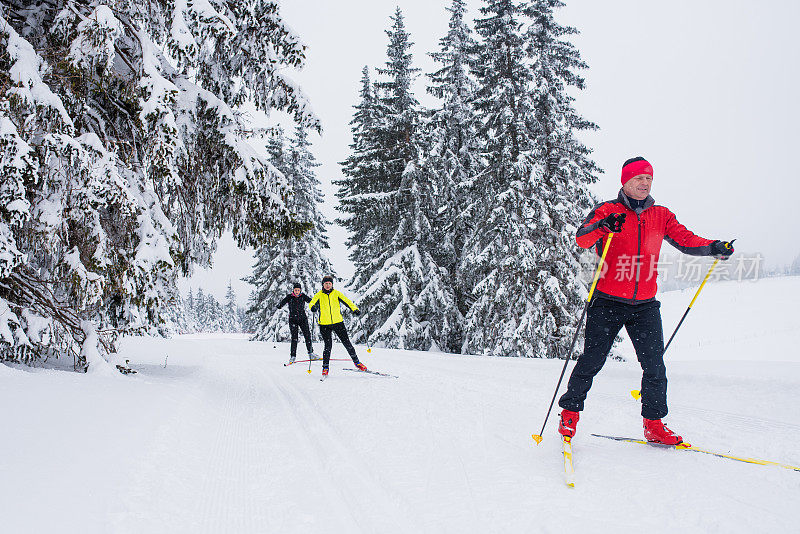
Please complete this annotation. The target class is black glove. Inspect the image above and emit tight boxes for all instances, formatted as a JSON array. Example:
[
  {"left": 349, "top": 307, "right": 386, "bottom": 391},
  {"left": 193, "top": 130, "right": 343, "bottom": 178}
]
[
  {"left": 710, "top": 239, "right": 735, "bottom": 259},
  {"left": 599, "top": 213, "right": 626, "bottom": 233},
  {"left": 353, "top": 309, "right": 361, "bottom": 316}
]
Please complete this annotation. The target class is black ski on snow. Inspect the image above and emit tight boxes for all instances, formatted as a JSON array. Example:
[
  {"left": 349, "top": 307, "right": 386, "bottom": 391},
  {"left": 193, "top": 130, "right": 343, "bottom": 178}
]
[
  {"left": 591, "top": 433, "right": 800, "bottom": 473},
  {"left": 341, "top": 368, "right": 398, "bottom": 379}
]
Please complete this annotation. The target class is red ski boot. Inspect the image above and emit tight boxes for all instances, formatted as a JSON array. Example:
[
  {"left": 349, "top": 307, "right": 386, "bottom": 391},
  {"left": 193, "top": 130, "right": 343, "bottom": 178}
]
[
  {"left": 558, "top": 409, "right": 580, "bottom": 438},
  {"left": 355, "top": 362, "right": 368, "bottom": 372},
  {"left": 643, "top": 418, "right": 683, "bottom": 445}
]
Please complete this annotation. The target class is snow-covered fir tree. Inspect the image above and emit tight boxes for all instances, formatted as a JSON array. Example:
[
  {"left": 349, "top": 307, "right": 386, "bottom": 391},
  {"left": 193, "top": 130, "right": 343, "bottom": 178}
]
[
  {"left": 223, "top": 281, "right": 242, "bottom": 332},
  {"left": 459, "top": 0, "right": 599, "bottom": 358},
  {"left": 238, "top": 305, "right": 254, "bottom": 334},
  {"left": 202, "top": 294, "right": 226, "bottom": 333},
  {"left": 186, "top": 288, "right": 196, "bottom": 316},
  {"left": 426, "top": 0, "right": 483, "bottom": 218},
  {"left": 423, "top": 0, "right": 484, "bottom": 352},
  {"left": 160, "top": 290, "right": 192, "bottom": 335},
  {"left": 336, "top": 67, "right": 384, "bottom": 280},
  {"left": 459, "top": 0, "right": 540, "bottom": 357},
  {"left": 520, "top": 0, "right": 601, "bottom": 358},
  {"left": 192, "top": 289, "right": 218, "bottom": 332},
  {"left": 0, "top": 1, "right": 317, "bottom": 368},
  {"left": 194, "top": 287, "right": 207, "bottom": 330},
  {"left": 338, "top": 9, "right": 456, "bottom": 351},
  {"left": 177, "top": 288, "right": 199, "bottom": 333},
  {"left": 246, "top": 126, "right": 335, "bottom": 342}
]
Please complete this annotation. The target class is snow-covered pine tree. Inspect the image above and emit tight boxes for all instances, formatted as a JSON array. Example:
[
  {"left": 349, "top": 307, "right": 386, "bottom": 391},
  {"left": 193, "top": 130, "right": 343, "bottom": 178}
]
[
  {"left": 181, "top": 288, "right": 199, "bottom": 333},
  {"left": 245, "top": 128, "right": 291, "bottom": 341},
  {"left": 156, "top": 289, "right": 192, "bottom": 336},
  {"left": 246, "top": 126, "right": 335, "bottom": 341},
  {"left": 186, "top": 288, "right": 196, "bottom": 316},
  {"left": 285, "top": 125, "right": 336, "bottom": 291},
  {"left": 461, "top": 0, "right": 598, "bottom": 358},
  {"left": 0, "top": 1, "right": 317, "bottom": 368},
  {"left": 423, "top": 0, "right": 484, "bottom": 352},
  {"left": 203, "top": 293, "right": 225, "bottom": 333},
  {"left": 337, "top": 9, "right": 453, "bottom": 351},
  {"left": 336, "top": 67, "right": 384, "bottom": 281},
  {"left": 427, "top": 0, "right": 483, "bottom": 215},
  {"left": 194, "top": 287, "right": 208, "bottom": 331},
  {"left": 238, "top": 305, "right": 253, "bottom": 334},
  {"left": 246, "top": 128, "right": 292, "bottom": 341},
  {"left": 223, "top": 281, "right": 241, "bottom": 332},
  {"left": 459, "top": 0, "right": 539, "bottom": 357},
  {"left": 360, "top": 6, "right": 430, "bottom": 350},
  {"left": 521, "top": 0, "right": 600, "bottom": 359}
]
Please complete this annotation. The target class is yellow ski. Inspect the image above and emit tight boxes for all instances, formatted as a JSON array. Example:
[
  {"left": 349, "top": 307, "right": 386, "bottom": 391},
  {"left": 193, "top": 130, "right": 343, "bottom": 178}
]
[
  {"left": 591, "top": 434, "right": 800, "bottom": 473},
  {"left": 562, "top": 436, "right": 575, "bottom": 487}
]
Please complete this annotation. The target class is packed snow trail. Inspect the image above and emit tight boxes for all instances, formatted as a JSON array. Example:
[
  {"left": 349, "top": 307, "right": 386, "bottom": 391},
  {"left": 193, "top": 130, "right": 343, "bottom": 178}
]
[{"left": 1, "top": 277, "right": 799, "bottom": 533}]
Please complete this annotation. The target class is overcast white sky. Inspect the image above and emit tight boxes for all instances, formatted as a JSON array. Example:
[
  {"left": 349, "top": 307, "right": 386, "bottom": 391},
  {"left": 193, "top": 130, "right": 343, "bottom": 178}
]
[{"left": 182, "top": 0, "right": 800, "bottom": 304}]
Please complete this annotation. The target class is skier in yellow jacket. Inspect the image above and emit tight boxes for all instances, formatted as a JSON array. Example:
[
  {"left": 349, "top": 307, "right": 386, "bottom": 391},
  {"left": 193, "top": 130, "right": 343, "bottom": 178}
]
[{"left": 308, "top": 275, "right": 367, "bottom": 379}]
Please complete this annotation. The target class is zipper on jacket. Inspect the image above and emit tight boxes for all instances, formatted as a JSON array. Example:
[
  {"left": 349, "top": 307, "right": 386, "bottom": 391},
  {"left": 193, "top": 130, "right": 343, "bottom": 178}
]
[
  {"left": 325, "top": 292, "right": 334, "bottom": 324},
  {"left": 632, "top": 213, "right": 642, "bottom": 300}
]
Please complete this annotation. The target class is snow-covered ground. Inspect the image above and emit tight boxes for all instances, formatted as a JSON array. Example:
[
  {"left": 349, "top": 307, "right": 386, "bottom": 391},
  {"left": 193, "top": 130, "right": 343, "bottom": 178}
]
[{"left": 2, "top": 276, "right": 799, "bottom": 533}]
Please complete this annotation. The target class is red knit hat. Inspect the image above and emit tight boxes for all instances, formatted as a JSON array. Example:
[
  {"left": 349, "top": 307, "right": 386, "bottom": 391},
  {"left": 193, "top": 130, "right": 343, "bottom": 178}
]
[{"left": 621, "top": 157, "right": 653, "bottom": 185}]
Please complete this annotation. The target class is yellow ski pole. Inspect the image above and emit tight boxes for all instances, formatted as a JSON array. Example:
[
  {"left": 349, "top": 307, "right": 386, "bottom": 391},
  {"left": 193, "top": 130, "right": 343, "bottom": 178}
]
[
  {"left": 631, "top": 240, "right": 734, "bottom": 400},
  {"left": 533, "top": 233, "right": 615, "bottom": 444},
  {"left": 358, "top": 317, "right": 372, "bottom": 353}
]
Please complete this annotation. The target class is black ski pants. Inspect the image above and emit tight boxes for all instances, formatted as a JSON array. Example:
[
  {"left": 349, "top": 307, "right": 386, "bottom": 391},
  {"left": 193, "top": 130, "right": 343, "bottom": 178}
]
[
  {"left": 319, "top": 321, "right": 359, "bottom": 369},
  {"left": 289, "top": 319, "right": 314, "bottom": 358},
  {"left": 558, "top": 298, "right": 668, "bottom": 420}
]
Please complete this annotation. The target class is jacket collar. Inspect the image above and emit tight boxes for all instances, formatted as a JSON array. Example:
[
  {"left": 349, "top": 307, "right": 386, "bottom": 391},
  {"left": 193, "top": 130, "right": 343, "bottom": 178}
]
[{"left": 617, "top": 188, "right": 654, "bottom": 214}]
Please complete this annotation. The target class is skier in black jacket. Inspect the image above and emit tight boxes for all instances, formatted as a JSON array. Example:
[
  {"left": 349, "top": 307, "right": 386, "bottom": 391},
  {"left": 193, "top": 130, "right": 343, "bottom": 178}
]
[{"left": 277, "top": 282, "right": 317, "bottom": 364}]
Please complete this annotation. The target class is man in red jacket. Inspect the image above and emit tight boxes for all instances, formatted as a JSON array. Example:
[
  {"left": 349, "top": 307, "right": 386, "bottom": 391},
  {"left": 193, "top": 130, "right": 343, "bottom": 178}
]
[{"left": 557, "top": 157, "right": 734, "bottom": 445}]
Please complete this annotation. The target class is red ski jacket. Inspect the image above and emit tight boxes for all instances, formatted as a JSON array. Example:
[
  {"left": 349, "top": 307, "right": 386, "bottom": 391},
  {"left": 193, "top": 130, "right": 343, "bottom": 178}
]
[{"left": 577, "top": 190, "right": 714, "bottom": 303}]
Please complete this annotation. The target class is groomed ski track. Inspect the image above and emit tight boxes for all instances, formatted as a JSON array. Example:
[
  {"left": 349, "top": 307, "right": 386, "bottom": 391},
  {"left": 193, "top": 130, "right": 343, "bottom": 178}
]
[{"left": 1, "top": 277, "right": 799, "bottom": 532}]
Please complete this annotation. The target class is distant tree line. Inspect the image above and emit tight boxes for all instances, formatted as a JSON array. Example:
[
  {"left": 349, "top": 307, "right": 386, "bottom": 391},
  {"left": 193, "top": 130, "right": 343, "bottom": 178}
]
[{"left": 178, "top": 283, "right": 252, "bottom": 335}]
